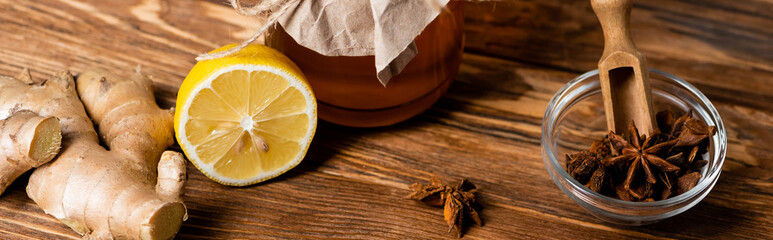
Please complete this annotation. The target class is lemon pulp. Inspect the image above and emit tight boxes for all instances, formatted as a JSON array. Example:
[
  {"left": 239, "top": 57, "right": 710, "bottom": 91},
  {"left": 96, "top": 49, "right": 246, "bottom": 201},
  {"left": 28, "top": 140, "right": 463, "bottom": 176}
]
[{"left": 175, "top": 44, "right": 316, "bottom": 186}]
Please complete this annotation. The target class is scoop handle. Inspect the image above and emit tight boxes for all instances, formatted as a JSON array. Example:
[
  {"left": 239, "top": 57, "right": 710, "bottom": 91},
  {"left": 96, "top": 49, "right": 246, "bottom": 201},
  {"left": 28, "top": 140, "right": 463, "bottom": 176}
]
[
  {"left": 592, "top": 0, "right": 656, "bottom": 134},
  {"left": 591, "top": 0, "right": 640, "bottom": 60}
]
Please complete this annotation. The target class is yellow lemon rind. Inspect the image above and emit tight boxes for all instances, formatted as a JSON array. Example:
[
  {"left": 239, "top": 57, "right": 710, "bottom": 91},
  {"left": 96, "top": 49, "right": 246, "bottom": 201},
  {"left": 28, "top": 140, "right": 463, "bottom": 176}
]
[{"left": 175, "top": 45, "right": 316, "bottom": 186}]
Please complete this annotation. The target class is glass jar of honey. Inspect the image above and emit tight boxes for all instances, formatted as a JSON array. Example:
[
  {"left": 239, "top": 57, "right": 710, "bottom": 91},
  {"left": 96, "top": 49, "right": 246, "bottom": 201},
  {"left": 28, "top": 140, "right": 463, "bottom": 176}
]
[{"left": 266, "top": 2, "right": 464, "bottom": 127}]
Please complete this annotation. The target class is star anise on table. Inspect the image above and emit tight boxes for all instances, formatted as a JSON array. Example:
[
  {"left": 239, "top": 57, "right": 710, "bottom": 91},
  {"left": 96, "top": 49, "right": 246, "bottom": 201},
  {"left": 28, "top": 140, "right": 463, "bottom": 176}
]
[{"left": 407, "top": 177, "right": 481, "bottom": 238}]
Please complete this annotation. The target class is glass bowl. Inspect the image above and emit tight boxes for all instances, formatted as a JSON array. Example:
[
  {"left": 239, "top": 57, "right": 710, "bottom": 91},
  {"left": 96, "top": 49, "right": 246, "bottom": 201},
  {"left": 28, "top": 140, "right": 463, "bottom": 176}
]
[{"left": 541, "top": 69, "right": 727, "bottom": 225}]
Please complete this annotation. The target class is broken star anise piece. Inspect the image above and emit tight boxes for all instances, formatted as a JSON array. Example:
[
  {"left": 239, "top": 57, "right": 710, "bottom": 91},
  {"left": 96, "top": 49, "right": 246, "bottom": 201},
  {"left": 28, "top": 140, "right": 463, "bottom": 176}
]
[
  {"left": 677, "top": 172, "right": 702, "bottom": 194},
  {"left": 565, "top": 138, "right": 612, "bottom": 193},
  {"left": 408, "top": 177, "right": 482, "bottom": 238}
]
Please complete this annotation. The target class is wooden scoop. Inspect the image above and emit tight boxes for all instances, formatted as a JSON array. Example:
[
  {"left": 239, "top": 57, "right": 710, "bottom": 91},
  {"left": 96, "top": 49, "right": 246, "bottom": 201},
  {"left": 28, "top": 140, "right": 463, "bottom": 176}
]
[{"left": 592, "top": 0, "right": 656, "bottom": 134}]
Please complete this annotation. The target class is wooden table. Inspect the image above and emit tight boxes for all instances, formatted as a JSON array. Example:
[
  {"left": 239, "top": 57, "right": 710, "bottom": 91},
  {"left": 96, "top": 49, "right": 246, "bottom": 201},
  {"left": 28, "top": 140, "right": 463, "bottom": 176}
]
[{"left": 0, "top": 0, "right": 771, "bottom": 239}]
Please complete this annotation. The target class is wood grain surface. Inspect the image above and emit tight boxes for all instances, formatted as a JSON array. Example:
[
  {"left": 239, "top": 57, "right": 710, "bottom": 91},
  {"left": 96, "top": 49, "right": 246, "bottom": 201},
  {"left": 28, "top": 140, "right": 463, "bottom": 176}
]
[{"left": 0, "top": 0, "right": 771, "bottom": 239}]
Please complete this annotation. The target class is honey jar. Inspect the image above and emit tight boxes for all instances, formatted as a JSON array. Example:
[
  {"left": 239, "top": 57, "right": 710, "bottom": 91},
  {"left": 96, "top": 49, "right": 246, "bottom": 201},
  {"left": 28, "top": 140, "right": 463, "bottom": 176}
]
[{"left": 266, "top": 2, "right": 464, "bottom": 127}]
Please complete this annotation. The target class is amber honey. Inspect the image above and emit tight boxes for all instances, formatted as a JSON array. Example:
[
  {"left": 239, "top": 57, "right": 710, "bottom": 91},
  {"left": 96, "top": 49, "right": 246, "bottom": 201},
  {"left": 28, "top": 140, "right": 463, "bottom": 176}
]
[{"left": 266, "top": 2, "right": 464, "bottom": 127}]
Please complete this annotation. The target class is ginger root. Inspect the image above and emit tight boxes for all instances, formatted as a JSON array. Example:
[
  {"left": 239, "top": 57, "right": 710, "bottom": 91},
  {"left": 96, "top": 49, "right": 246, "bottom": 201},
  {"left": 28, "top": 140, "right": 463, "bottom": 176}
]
[
  {"left": 0, "top": 109, "right": 61, "bottom": 195},
  {"left": 0, "top": 68, "right": 186, "bottom": 240}
]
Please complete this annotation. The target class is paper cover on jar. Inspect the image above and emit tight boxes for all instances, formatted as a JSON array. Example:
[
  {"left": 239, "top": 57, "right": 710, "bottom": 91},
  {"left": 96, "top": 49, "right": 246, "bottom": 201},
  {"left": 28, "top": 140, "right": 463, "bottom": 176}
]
[{"left": 276, "top": 0, "right": 451, "bottom": 85}]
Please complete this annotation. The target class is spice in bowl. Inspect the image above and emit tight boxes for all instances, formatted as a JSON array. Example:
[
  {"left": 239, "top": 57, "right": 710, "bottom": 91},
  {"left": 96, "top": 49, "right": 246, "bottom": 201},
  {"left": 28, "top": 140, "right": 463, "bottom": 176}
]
[{"left": 565, "top": 110, "right": 716, "bottom": 202}]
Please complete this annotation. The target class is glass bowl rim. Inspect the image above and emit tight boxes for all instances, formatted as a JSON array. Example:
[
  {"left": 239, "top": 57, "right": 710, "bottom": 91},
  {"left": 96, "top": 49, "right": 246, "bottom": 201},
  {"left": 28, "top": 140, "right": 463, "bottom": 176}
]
[{"left": 541, "top": 68, "right": 727, "bottom": 208}]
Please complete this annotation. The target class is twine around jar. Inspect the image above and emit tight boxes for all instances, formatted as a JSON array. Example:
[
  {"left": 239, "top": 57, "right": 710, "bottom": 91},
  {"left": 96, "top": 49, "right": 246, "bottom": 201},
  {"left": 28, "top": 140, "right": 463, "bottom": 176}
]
[{"left": 195, "top": 0, "right": 452, "bottom": 61}]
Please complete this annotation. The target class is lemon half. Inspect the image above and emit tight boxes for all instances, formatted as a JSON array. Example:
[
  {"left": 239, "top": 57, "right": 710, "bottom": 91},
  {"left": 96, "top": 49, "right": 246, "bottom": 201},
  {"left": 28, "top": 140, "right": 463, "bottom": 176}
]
[{"left": 175, "top": 44, "right": 316, "bottom": 186}]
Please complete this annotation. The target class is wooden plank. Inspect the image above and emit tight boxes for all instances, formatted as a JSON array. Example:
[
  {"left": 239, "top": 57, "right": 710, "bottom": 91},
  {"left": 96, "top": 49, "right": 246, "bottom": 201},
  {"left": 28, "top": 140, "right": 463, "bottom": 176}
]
[
  {"left": 0, "top": 0, "right": 255, "bottom": 108},
  {"left": 465, "top": 0, "right": 773, "bottom": 111},
  {"left": 0, "top": 0, "right": 770, "bottom": 239}
]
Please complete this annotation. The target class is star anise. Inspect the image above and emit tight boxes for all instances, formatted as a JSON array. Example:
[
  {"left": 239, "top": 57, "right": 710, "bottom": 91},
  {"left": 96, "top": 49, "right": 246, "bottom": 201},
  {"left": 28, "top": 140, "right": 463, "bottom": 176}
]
[
  {"left": 566, "top": 110, "right": 717, "bottom": 201},
  {"left": 566, "top": 138, "right": 611, "bottom": 192},
  {"left": 657, "top": 110, "right": 715, "bottom": 197},
  {"left": 659, "top": 110, "right": 716, "bottom": 159},
  {"left": 407, "top": 177, "right": 482, "bottom": 238},
  {"left": 604, "top": 121, "right": 681, "bottom": 198}
]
